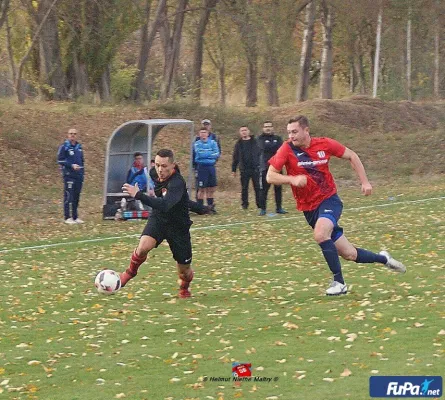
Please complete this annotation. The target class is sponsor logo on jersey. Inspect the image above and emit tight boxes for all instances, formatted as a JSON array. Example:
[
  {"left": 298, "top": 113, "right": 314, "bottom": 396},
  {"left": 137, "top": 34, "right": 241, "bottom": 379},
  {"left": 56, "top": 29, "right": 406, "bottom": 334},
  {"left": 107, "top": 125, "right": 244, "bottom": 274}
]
[{"left": 297, "top": 159, "right": 328, "bottom": 167}]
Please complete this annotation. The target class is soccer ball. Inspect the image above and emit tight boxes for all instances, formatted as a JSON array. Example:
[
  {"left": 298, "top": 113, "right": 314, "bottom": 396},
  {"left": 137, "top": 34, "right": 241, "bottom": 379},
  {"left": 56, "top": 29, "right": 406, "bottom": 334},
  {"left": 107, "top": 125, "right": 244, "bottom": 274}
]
[{"left": 94, "top": 269, "right": 121, "bottom": 295}]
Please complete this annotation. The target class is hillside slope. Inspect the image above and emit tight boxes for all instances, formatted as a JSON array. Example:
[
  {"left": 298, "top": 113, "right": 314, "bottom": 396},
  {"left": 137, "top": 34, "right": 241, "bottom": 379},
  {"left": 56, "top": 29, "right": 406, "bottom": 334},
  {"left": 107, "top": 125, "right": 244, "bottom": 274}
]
[{"left": 0, "top": 97, "right": 444, "bottom": 223}]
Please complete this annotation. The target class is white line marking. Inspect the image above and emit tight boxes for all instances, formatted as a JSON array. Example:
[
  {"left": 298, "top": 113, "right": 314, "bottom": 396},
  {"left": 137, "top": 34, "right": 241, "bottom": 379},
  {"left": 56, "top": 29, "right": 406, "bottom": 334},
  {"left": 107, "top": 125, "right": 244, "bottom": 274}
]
[{"left": 1, "top": 196, "right": 444, "bottom": 254}]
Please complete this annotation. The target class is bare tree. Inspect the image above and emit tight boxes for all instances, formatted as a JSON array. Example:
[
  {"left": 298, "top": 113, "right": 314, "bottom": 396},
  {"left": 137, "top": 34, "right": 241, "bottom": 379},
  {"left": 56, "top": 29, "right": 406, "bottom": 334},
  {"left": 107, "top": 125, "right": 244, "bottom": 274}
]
[
  {"left": 5, "top": 14, "right": 16, "bottom": 84},
  {"left": 406, "top": 2, "right": 412, "bottom": 101},
  {"left": 159, "top": 0, "right": 189, "bottom": 100},
  {"left": 296, "top": 0, "right": 316, "bottom": 102},
  {"left": 372, "top": 2, "right": 382, "bottom": 98},
  {"left": 0, "top": 0, "right": 10, "bottom": 30},
  {"left": 22, "top": 0, "right": 67, "bottom": 100},
  {"left": 205, "top": 10, "right": 227, "bottom": 105},
  {"left": 15, "top": 0, "right": 61, "bottom": 104},
  {"left": 433, "top": 0, "right": 441, "bottom": 99},
  {"left": 320, "top": 0, "right": 333, "bottom": 99},
  {"left": 191, "top": 0, "right": 219, "bottom": 101},
  {"left": 131, "top": 0, "right": 168, "bottom": 101}
]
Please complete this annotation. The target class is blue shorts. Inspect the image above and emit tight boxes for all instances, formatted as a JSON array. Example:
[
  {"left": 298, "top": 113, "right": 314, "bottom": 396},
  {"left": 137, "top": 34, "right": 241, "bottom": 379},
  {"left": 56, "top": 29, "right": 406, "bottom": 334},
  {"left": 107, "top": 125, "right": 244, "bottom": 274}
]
[
  {"left": 303, "top": 194, "right": 344, "bottom": 242},
  {"left": 197, "top": 164, "right": 217, "bottom": 188}
]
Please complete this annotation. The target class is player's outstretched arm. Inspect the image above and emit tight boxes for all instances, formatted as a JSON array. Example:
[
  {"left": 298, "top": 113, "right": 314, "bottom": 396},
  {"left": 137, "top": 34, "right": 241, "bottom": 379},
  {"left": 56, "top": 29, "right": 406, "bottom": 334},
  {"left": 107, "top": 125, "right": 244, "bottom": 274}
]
[
  {"left": 341, "top": 147, "right": 372, "bottom": 196},
  {"left": 266, "top": 165, "right": 307, "bottom": 187}
]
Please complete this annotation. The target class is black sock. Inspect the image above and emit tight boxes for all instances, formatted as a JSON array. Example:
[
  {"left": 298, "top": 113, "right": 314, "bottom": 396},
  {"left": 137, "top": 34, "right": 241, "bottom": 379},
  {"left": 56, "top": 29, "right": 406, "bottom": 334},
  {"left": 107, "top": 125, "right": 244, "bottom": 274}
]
[
  {"left": 355, "top": 248, "right": 387, "bottom": 264},
  {"left": 319, "top": 240, "right": 344, "bottom": 284},
  {"left": 207, "top": 198, "right": 214, "bottom": 206},
  {"left": 197, "top": 199, "right": 204, "bottom": 206}
]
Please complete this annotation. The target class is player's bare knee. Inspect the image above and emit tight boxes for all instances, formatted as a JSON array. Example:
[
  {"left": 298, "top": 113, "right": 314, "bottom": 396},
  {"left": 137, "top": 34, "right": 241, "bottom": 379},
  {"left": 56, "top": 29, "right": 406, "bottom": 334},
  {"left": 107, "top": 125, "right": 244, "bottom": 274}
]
[{"left": 314, "top": 231, "right": 331, "bottom": 244}]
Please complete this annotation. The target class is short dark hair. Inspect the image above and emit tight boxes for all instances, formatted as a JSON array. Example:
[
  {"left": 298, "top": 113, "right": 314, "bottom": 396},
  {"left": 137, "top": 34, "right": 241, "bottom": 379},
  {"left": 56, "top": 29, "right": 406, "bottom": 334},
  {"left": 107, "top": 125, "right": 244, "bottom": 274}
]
[
  {"left": 263, "top": 120, "right": 273, "bottom": 125},
  {"left": 288, "top": 115, "right": 309, "bottom": 129},
  {"left": 239, "top": 125, "right": 248, "bottom": 129},
  {"left": 156, "top": 148, "right": 174, "bottom": 162},
  {"left": 134, "top": 152, "right": 143, "bottom": 158}
]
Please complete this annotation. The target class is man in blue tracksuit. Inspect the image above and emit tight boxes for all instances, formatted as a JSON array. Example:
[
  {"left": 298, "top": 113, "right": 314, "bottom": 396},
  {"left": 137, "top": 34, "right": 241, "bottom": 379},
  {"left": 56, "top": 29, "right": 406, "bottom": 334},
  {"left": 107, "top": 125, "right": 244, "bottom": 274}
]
[
  {"left": 57, "top": 128, "right": 85, "bottom": 224},
  {"left": 194, "top": 127, "right": 220, "bottom": 211}
]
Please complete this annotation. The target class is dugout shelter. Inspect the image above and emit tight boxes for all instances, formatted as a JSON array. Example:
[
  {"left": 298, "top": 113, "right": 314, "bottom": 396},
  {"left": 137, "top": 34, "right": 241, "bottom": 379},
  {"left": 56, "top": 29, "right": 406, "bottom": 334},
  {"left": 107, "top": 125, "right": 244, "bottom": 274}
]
[{"left": 103, "top": 119, "right": 195, "bottom": 219}]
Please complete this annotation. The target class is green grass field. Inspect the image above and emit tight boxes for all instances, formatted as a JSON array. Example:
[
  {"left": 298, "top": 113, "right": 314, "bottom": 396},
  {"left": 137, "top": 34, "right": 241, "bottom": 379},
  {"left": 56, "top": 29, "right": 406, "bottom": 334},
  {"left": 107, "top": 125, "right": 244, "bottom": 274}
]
[{"left": 0, "top": 184, "right": 444, "bottom": 400}]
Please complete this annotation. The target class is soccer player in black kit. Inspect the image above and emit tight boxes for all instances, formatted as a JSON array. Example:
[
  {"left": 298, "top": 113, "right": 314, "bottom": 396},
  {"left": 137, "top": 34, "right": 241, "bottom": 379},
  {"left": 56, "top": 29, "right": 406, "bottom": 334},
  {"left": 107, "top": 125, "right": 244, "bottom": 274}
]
[{"left": 120, "top": 149, "right": 194, "bottom": 298}]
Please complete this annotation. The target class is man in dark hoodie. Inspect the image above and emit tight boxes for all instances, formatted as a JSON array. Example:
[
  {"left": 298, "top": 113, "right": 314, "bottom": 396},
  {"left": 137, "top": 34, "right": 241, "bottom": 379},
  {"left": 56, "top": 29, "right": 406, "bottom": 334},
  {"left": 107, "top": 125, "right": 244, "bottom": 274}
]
[
  {"left": 257, "top": 121, "right": 287, "bottom": 216},
  {"left": 231, "top": 126, "right": 261, "bottom": 210}
]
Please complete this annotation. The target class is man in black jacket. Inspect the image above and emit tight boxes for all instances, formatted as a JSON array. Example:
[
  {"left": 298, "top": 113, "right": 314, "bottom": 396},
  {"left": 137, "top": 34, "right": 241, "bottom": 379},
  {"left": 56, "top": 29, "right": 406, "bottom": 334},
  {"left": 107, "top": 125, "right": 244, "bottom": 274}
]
[
  {"left": 120, "top": 149, "right": 195, "bottom": 298},
  {"left": 231, "top": 126, "right": 261, "bottom": 210},
  {"left": 257, "top": 121, "right": 287, "bottom": 216}
]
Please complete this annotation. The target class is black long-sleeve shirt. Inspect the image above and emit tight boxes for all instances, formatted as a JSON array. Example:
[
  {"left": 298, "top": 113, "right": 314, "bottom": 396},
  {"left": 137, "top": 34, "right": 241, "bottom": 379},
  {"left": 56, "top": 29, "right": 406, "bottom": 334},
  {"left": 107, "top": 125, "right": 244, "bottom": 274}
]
[
  {"left": 232, "top": 136, "right": 260, "bottom": 173},
  {"left": 257, "top": 133, "right": 283, "bottom": 171},
  {"left": 135, "top": 168, "right": 191, "bottom": 230}
]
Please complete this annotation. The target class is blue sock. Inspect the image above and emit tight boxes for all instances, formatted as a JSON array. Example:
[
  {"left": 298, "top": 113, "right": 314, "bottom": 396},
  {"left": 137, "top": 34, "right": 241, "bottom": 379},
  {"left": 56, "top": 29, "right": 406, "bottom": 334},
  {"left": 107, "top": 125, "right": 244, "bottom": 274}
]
[
  {"left": 197, "top": 199, "right": 204, "bottom": 206},
  {"left": 319, "top": 240, "right": 344, "bottom": 284},
  {"left": 355, "top": 248, "right": 387, "bottom": 264},
  {"left": 207, "top": 198, "right": 214, "bottom": 206}
]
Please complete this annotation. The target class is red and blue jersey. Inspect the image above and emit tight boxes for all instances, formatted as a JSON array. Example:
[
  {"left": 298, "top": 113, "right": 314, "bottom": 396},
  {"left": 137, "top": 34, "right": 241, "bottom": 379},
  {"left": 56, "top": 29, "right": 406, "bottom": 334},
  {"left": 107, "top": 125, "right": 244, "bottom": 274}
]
[{"left": 269, "top": 137, "right": 346, "bottom": 211}]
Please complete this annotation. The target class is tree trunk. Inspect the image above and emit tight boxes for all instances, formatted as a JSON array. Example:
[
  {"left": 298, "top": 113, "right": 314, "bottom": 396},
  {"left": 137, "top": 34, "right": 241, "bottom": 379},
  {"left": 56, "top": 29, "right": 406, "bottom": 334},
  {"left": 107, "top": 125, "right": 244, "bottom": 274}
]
[
  {"left": 205, "top": 10, "right": 226, "bottom": 106},
  {"left": 0, "top": 0, "right": 9, "bottom": 31},
  {"left": 265, "top": 51, "right": 279, "bottom": 106},
  {"left": 296, "top": 0, "right": 316, "bottom": 102},
  {"left": 406, "top": 3, "right": 412, "bottom": 101},
  {"left": 320, "top": 0, "right": 333, "bottom": 99},
  {"left": 245, "top": 54, "right": 258, "bottom": 107},
  {"left": 433, "top": 3, "right": 440, "bottom": 99},
  {"left": 355, "top": 53, "right": 367, "bottom": 94},
  {"left": 131, "top": 0, "right": 152, "bottom": 101},
  {"left": 15, "top": 0, "right": 60, "bottom": 104},
  {"left": 349, "top": 55, "right": 357, "bottom": 93},
  {"left": 236, "top": 4, "right": 258, "bottom": 107},
  {"left": 98, "top": 64, "right": 111, "bottom": 102},
  {"left": 131, "top": 0, "right": 168, "bottom": 102},
  {"left": 37, "top": 0, "right": 67, "bottom": 100},
  {"left": 160, "top": 0, "right": 189, "bottom": 101},
  {"left": 6, "top": 15, "right": 16, "bottom": 84},
  {"left": 72, "top": 52, "right": 89, "bottom": 97},
  {"left": 192, "top": 0, "right": 218, "bottom": 101},
  {"left": 372, "top": 5, "right": 382, "bottom": 98},
  {"left": 218, "top": 65, "right": 226, "bottom": 106}
]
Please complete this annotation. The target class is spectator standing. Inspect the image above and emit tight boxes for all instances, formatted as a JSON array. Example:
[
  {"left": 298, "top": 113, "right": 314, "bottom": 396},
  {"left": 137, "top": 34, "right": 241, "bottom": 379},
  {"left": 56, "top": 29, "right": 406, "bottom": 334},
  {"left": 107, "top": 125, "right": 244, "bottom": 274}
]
[
  {"left": 194, "top": 127, "right": 220, "bottom": 210},
  {"left": 57, "top": 128, "right": 85, "bottom": 224},
  {"left": 257, "top": 121, "right": 287, "bottom": 216},
  {"left": 231, "top": 126, "right": 261, "bottom": 210}
]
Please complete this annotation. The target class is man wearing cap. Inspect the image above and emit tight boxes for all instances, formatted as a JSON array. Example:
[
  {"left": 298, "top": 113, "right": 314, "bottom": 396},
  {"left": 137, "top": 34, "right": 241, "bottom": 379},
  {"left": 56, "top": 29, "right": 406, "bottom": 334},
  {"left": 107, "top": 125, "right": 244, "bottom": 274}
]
[
  {"left": 201, "top": 119, "right": 221, "bottom": 155},
  {"left": 194, "top": 127, "right": 220, "bottom": 211},
  {"left": 192, "top": 119, "right": 221, "bottom": 200}
]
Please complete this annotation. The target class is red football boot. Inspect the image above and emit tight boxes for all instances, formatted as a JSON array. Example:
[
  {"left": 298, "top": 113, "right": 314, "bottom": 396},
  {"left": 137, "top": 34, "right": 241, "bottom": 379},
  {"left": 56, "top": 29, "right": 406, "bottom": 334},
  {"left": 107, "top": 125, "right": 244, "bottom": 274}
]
[
  {"left": 120, "top": 269, "right": 136, "bottom": 288},
  {"left": 178, "top": 288, "right": 192, "bottom": 298}
]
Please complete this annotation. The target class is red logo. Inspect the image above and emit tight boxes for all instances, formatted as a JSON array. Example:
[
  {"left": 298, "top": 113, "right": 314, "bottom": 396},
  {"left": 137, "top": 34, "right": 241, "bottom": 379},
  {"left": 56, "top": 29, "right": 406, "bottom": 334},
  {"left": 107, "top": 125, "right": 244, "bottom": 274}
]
[{"left": 232, "top": 363, "right": 252, "bottom": 377}]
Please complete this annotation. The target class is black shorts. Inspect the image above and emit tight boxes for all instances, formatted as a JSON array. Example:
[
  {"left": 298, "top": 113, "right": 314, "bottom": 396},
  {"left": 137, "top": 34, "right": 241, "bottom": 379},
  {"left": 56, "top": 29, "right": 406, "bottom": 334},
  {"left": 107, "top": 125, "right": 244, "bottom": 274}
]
[{"left": 141, "top": 218, "right": 192, "bottom": 265}]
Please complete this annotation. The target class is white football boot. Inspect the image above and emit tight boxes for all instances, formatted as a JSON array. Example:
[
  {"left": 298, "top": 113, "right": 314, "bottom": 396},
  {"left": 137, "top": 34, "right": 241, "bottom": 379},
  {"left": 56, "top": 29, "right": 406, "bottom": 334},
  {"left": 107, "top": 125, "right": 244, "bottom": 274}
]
[
  {"left": 379, "top": 251, "right": 406, "bottom": 273},
  {"left": 325, "top": 280, "right": 348, "bottom": 296}
]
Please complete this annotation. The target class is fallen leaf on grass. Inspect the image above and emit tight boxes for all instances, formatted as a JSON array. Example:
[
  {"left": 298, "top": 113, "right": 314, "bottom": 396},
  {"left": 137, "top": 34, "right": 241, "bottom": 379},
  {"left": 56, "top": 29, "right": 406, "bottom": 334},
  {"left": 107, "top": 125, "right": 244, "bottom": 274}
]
[{"left": 340, "top": 368, "right": 352, "bottom": 377}]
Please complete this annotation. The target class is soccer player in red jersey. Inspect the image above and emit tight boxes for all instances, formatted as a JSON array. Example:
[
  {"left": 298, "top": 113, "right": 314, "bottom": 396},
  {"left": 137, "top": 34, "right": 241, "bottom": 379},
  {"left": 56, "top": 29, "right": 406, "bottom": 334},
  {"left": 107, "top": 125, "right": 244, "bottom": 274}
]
[
  {"left": 267, "top": 115, "right": 406, "bottom": 295},
  {"left": 120, "top": 149, "right": 194, "bottom": 298}
]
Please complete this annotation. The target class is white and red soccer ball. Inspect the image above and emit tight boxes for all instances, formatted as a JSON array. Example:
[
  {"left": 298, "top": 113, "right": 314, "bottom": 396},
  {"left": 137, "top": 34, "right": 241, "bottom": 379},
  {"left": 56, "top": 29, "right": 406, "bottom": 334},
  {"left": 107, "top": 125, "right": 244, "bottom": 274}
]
[{"left": 95, "top": 269, "right": 121, "bottom": 295}]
